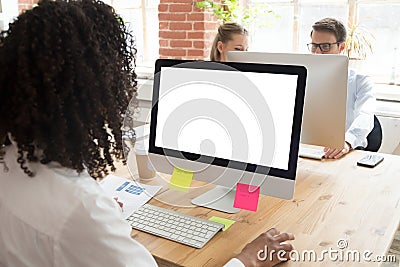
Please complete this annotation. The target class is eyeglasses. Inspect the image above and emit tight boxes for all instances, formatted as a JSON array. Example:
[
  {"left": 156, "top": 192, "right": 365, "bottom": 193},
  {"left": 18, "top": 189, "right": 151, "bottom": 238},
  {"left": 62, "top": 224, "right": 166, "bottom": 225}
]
[{"left": 307, "top": 42, "right": 340, "bottom": 52}]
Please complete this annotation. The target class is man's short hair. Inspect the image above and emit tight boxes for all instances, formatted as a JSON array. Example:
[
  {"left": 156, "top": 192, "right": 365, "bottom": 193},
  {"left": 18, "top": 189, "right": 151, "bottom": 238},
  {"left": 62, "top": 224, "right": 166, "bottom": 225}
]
[{"left": 311, "top": 18, "right": 347, "bottom": 43}]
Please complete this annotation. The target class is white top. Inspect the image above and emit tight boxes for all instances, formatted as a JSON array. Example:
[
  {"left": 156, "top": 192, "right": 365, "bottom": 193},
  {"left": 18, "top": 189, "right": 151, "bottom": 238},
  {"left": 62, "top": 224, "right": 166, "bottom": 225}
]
[
  {"left": 0, "top": 144, "right": 243, "bottom": 267},
  {"left": 345, "top": 69, "right": 375, "bottom": 149}
]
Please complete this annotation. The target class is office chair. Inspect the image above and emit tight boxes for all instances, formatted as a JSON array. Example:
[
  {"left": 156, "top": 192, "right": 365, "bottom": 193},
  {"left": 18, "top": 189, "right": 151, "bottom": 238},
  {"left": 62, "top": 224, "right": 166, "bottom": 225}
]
[{"left": 364, "top": 115, "right": 383, "bottom": 152}]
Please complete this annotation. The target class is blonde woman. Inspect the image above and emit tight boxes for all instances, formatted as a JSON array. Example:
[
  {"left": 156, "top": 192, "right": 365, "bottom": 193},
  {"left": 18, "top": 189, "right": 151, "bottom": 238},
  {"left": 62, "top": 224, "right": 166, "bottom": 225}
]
[{"left": 210, "top": 22, "right": 249, "bottom": 61}]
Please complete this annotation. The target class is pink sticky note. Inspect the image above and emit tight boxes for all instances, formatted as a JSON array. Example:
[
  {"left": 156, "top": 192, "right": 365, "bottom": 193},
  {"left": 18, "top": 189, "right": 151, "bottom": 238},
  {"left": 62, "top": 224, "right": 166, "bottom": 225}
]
[{"left": 233, "top": 183, "right": 260, "bottom": 212}]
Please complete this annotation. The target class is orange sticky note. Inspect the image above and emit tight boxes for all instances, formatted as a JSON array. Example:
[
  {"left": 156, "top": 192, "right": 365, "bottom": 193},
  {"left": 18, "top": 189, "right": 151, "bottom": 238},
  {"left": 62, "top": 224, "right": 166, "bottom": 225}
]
[
  {"left": 233, "top": 183, "right": 260, "bottom": 212},
  {"left": 168, "top": 167, "right": 193, "bottom": 192}
]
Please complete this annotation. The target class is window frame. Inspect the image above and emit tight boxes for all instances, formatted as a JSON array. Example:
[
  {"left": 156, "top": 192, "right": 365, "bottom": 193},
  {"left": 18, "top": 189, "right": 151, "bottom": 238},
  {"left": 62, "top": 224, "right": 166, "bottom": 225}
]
[
  {"left": 246, "top": 0, "right": 400, "bottom": 90},
  {"left": 109, "top": 0, "right": 159, "bottom": 72},
  {"left": 0, "top": 0, "right": 18, "bottom": 31}
]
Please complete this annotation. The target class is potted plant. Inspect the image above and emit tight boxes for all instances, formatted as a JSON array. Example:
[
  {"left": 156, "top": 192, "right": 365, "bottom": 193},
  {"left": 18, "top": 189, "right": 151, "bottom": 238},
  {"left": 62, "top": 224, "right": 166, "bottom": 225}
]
[
  {"left": 345, "top": 22, "right": 374, "bottom": 69},
  {"left": 196, "top": 0, "right": 277, "bottom": 31}
]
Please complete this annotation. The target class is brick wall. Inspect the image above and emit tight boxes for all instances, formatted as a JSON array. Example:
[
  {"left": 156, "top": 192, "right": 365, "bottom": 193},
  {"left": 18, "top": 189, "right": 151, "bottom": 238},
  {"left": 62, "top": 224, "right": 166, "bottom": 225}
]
[
  {"left": 16, "top": 0, "right": 218, "bottom": 60},
  {"left": 18, "top": 0, "right": 38, "bottom": 14},
  {"left": 158, "top": 0, "right": 220, "bottom": 60}
]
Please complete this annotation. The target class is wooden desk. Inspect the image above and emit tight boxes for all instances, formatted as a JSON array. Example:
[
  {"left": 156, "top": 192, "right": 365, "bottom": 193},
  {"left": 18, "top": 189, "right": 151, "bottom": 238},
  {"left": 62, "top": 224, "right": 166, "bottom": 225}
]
[{"left": 115, "top": 150, "right": 400, "bottom": 266}]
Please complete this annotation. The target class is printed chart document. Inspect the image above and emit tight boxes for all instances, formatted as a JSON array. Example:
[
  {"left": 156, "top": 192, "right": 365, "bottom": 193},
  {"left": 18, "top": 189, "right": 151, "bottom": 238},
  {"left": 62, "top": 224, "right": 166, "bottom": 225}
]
[{"left": 99, "top": 174, "right": 161, "bottom": 219}]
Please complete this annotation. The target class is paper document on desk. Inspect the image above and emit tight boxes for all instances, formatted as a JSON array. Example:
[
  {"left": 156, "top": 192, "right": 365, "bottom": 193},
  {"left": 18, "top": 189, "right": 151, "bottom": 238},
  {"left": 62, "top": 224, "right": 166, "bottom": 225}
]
[{"left": 99, "top": 174, "right": 161, "bottom": 219}]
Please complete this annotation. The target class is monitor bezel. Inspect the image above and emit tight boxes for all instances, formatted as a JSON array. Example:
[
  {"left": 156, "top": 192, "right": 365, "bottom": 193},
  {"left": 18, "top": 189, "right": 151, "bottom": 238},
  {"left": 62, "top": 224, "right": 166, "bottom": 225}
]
[{"left": 149, "top": 59, "right": 306, "bottom": 180}]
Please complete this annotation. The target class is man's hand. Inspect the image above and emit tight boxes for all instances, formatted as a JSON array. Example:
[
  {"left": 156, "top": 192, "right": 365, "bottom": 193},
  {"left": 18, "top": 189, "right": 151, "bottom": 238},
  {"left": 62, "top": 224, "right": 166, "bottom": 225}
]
[
  {"left": 324, "top": 142, "right": 351, "bottom": 159},
  {"left": 236, "top": 228, "right": 295, "bottom": 267}
]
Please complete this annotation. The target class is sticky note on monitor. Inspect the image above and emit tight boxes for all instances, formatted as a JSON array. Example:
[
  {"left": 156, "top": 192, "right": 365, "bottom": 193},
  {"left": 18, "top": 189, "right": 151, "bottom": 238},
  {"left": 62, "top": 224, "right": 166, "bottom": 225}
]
[
  {"left": 168, "top": 167, "right": 193, "bottom": 192},
  {"left": 233, "top": 183, "right": 260, "bottom": 212},
  {"left": 209, "top": 216, "right": 235, "bottom": 231}
]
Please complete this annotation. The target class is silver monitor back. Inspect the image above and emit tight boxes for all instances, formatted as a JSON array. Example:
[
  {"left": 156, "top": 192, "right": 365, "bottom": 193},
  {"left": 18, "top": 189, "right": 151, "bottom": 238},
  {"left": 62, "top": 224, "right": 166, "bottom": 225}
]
[{"left": 226, "top": 51, "right": 348, "bottom": 148}]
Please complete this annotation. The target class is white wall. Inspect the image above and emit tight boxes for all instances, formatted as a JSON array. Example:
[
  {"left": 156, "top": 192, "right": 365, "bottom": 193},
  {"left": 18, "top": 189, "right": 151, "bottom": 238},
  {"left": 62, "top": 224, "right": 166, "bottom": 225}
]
[
  {"left": 0, "top": 0, "right": 18, "bottom": 31},
  {"left": 377, "top": 115, "right": 400, "bottom": 155},
  {"left": 136, "top": 79, "right": 153, "bottom": 123}
]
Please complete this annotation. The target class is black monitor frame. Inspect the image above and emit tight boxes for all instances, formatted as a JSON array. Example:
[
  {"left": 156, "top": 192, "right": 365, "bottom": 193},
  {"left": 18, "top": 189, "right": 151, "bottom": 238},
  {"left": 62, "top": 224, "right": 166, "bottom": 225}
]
[{"left": 149, "top": 59, "right": 306, "bottom": 180}]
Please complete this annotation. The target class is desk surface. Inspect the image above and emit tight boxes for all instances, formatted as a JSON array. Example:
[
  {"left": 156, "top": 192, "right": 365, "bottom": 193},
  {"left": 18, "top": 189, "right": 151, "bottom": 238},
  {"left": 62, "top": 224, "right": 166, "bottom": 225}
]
[{"left": 115, "top": 150, "right": 400, "bottom": 266}]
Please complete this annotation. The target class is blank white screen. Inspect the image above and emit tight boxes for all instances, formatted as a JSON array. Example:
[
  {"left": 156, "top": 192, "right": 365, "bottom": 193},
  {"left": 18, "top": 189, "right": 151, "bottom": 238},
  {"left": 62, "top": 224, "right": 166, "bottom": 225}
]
[{"left": 155, "top": 67, "right": 297, "bottom": 170}]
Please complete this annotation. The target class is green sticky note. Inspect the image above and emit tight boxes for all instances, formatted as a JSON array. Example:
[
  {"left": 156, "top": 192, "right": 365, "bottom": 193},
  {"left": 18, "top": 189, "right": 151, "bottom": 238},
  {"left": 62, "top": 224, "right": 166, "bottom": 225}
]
[
  {"left": 168, "top": 167, "right": 193, "bottom": 192},
  {"left": 209, "top": 216, "right": 235, "bottom": 231}
]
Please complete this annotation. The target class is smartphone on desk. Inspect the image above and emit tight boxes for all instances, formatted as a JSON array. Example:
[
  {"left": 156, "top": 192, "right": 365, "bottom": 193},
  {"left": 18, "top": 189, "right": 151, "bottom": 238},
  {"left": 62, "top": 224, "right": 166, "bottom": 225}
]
[{"left": 357, "top": 154, "right": 384, "bottom": 168}]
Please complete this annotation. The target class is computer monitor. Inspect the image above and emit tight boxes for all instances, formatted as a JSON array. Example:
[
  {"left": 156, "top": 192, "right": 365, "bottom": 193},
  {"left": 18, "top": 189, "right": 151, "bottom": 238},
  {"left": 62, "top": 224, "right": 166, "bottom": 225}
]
[
  {"left": 226, "top": 51, "right": 348, "bottom": 148},
  {"left": 148, "top": 59, "right": 307, "bottom": 213}
]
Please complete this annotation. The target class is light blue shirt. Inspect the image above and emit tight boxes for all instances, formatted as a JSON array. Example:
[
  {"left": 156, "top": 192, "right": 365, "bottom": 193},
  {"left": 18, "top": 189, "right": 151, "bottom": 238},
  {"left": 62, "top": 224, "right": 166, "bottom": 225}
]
[{"left": 345, "top": 69, "right": 376, "bottom": 149}]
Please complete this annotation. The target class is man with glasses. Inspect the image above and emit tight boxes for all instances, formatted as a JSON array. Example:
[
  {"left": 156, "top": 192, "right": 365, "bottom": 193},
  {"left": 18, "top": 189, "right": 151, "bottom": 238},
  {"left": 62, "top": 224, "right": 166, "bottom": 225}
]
[{"left": 308, "top": 18, "right": 375, "bottom": 159}]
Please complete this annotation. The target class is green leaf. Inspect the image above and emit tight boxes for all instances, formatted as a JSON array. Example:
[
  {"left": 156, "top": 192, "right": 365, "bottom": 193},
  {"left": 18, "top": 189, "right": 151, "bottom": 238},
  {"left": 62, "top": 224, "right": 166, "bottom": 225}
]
[{"left": 195, "top": 0, "right": 277, "bottom": 30}]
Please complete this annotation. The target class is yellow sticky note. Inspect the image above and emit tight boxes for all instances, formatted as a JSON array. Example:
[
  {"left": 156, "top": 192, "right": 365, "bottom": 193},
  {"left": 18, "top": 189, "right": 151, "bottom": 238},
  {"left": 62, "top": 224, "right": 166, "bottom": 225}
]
[
  {"left": 209, "top": 216, "right": 235, "bottom": 231},
  {"left": 168, "top": 167, "right": 193, "bottom": 192}
]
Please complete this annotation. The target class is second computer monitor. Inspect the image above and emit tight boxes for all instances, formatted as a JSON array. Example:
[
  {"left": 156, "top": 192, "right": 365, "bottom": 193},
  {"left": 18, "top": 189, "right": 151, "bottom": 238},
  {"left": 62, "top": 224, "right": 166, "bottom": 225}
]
[{"left": 226, "top": 51, "right": 348, "bottom": 148}]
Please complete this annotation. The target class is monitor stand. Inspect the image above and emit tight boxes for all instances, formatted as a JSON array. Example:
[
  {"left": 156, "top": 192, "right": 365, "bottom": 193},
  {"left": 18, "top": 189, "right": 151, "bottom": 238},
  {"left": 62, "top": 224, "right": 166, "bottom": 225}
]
[{"left": 191, "top": 185, "right": 240, "bottom": 214}]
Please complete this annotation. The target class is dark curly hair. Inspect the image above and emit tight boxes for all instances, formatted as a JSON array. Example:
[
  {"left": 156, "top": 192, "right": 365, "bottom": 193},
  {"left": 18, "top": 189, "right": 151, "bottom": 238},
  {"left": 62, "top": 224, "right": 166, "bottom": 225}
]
[{"left": 0, "top": 0, "right": 137, "bottom": 179}]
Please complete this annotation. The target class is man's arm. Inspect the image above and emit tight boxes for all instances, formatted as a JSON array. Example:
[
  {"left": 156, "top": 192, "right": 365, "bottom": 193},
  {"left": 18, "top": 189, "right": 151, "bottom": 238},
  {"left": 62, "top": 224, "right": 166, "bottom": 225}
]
[
  {"left": 345, "top": 72, "right": 375, "bottom": 149},
  {"left": 324, "top": 72, "right": 375, "bottom": 159}
]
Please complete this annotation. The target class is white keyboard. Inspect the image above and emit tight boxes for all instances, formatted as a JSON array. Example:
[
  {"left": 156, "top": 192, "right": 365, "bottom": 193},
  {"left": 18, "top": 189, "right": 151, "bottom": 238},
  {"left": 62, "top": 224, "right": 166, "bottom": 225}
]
[
  {"left": 299, "top": 147, "right": 325, "bottom": 160},
  {"left": 127, "top": 204, "right": 224, "bottom": 248}
]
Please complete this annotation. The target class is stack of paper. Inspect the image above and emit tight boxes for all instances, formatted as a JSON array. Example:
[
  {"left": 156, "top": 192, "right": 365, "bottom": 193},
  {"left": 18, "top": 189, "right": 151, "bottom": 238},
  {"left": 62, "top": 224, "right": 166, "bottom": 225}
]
[{"left": 99, "top": 174, "right": 161, "bottom": 219}]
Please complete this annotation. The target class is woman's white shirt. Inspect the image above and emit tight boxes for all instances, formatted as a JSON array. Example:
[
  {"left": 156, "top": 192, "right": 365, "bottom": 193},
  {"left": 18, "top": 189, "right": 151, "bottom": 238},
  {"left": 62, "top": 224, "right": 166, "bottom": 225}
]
[
  {"left": 0, "top": 144, "right": 157, "bottom": 267},
  {"left": 0, "top": 144, "right": 244, "bottom": 267}
]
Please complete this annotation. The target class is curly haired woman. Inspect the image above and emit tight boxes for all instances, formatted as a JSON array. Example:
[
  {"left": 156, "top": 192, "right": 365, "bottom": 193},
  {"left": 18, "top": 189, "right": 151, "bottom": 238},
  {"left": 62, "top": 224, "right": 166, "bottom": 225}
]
[
  {"left": 0, "top": 0, "right": 158, "bottom": 265},
  {"left": 0, "top": 1, "right": 294, "bottom": 266}
]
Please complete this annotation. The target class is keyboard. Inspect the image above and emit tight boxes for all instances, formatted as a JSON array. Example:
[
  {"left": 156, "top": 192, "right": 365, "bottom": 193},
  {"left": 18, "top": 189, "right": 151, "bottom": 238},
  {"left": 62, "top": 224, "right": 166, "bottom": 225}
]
[
  {"left": 299, "top": 147, "right": 325, "bottom": 160},
  {"left": 127, "top": 204, "right": 224, "bottom": 248}
]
